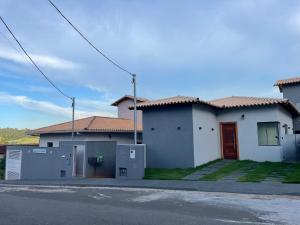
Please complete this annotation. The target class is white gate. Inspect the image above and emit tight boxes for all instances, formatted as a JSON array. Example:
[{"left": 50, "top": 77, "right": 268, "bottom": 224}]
[{"left": 5, "top": 150, "right": 22, "bottom": 180}]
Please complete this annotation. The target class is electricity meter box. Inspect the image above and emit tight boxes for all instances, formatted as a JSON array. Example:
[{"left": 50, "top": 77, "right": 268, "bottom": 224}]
[{"left": 116, "top": 144, "right": 146, "bottom": 179}]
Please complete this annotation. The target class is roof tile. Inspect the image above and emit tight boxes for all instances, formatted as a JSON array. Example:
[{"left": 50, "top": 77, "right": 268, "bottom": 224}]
[
  {"left": 275, "top": 77, "right": 300, "bottom": 87},
  {"left": 133, "top": 96, "right": 215, "bottom": 109},
  {"left": 30, "top": 116, "right": 142, "bottom": 135},
  {"left": 209, "top": 96, "right": 288, "bottom": 108}
]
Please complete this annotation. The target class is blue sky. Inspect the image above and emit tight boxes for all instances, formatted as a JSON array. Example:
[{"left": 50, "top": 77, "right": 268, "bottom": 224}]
[{"left": 0, "top": 0, "right": 300, "bottom": 129}]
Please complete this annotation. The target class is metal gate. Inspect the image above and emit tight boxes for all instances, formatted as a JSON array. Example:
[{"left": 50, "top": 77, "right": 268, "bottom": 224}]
[
  {"left": 5, "top": 150, "right": 22, "bottom": 180},
  {"left": 75, "top": 145, "right": 85, "bottom": 177}
]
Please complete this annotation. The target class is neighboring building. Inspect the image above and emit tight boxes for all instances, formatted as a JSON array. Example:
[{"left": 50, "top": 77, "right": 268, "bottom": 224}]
[
  {"left": 30, "top": 95, "right": 147, "bottom": 147},
  {"left": 135, "top": 96, "right": 298, "bottom": 168},
  {"left": 111, "top": 95, "right": 148, "bottom": 125},
  {"left": 275, "top": 77, "right": 300, "bottom": 133},
  {"left": 30, "top": 116, "right": 143, "bottom": 147}
]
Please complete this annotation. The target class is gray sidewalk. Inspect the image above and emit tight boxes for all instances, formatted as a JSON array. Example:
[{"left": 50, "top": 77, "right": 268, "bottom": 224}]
[{"left": 1, "top": 178, "right": 300, "bottom": 196}]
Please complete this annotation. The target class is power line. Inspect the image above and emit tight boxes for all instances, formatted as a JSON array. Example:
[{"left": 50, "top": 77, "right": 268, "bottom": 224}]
[
  {"left": 0, "top": 29, "right": 33, "bottom": 66},
  {"left": 48, "top": 1, "right": 139, "bottom": 144},
  {"left": 0, "top": 16, "right": 72, "bottom": 100},
  {"left": 48, "top": 0, "right": 134, "bottom": 76}
]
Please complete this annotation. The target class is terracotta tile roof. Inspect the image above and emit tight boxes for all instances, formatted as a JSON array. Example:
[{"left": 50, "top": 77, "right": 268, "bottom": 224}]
[
  {"left": 30, "top": 116, "right": 142, "bottom": 135},
  {"left": 132, "top": 95, "right": 299, "bottom": 116},
  {"left": 209, "top": 96, "right": 286, "bottom": 107},
  {"left": 111, "top": 95, "right": 148, "bottom": 106},
  {"left": 133, "top": 96, "right": 216, "bottom": 109},
  {"left": 275, "top": 76, "right": 300, "bottom": 87},
  {"left": 209, "top": 96, "right": 299, "bottom": 115}
]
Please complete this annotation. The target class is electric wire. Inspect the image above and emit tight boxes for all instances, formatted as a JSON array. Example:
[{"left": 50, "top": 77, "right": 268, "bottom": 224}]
[
  {"left": 0, "top": 29, "right": 34, "bottom": 66},
  {"left": 0, "top": 16, "right": 72, "bottom": 100},
  {"left": 48, "top": 0, "right": 134, "bottom": 77}
]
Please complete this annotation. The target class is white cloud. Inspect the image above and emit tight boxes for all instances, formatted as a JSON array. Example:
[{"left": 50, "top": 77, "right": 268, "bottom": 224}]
[
  {"left": 85, "top": 84, "right": 108, "bottom": 93},
  {"left": 0, "top": 46, "right": 80, "bottom": 70},
  {"left": 0, "top": 92, "right": 116, "bottom": 119}
]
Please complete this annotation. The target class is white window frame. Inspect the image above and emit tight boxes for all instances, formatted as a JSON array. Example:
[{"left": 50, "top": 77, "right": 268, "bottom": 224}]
[{"left": 257, "top": 122, "right": 280, "bottom": 146}]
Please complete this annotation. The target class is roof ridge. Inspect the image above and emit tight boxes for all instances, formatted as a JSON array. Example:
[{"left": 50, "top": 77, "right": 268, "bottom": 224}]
[
  {"left": 86, "top": 116, "right": 97, "bottom": 129},
  {"left": 151, "top": 95, "right": 198, "bottom": 101},
  {"left": 93, "top": 116, "right": 132, "bottom": 121},
  {"left": 211, "top": 96, "right": 285, "bottom": 101}
]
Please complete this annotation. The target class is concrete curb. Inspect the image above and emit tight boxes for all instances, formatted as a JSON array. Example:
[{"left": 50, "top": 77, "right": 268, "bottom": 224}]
[{"left": 1, "top": 178, "right": 300, "bottom": 196}]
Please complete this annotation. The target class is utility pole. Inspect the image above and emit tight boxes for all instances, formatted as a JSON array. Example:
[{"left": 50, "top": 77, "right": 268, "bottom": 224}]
[
  {"left": 71, "top": 97, "right": 76, "bottom": 176},
  {"left": 71, "top": 97, "right": 75, "bottom": 142},
  {"left": 132, "top": 74, "right": 137, "bottom": 145}
]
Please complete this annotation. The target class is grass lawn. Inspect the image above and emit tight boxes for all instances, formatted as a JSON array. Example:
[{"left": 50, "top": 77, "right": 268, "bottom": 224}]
[
  {"left": 282, "top": 164, "right": 300, "bottom": 184},
  {"left": 0, "top": 159, "right": 4, "bottom": 180},
  {"left": 238, "top": 161, "right": 293, "bottom": 182},
  {"left": 144, "top": 159, "right": 221, "bottom": 180},
  {"left": 145, "top": 158, "right": 300, "bottom": 183},
  {"left": 200, "top": 160, "right": 254, "bottom": 181},
  {"left": 7, "top": 136, "right": 39, "bottom": 145}
]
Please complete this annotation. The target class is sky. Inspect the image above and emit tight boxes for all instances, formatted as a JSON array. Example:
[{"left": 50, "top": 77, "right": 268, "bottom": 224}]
[{"left": 0, "top": 0, "right": 300, "bottom": 129}]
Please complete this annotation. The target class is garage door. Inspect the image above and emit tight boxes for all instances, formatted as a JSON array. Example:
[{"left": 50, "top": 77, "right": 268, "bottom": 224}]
[{"left": 5, "top": 150, "right": 22, "bottom": 180}]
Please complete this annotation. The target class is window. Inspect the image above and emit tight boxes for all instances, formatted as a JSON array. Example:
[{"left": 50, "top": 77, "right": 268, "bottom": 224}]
[
  {"left": 257, "top": 122, "right": 280, "bottom": 146},
  {"left": 47, "top": 142, "right": 54, "bottom": 147}
]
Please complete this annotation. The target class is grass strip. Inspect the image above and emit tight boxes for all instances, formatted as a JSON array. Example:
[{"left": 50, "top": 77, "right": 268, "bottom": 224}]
[
  {"left": 238, "top": 161, "right": 292, "bottom": 182},
  {"left": 144, "top": 159, "right": 221, "bottom": 180},
  {"left": 283, "top": 164, "right": 300, "bottom": 184},
  {"left": 200, "top": 160, "right": 254, "bottom": 181}
]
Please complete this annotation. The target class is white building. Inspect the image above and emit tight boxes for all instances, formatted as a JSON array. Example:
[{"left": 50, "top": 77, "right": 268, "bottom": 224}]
[{"left": 138, "top": 95, "right": 298, "bottom": 168}]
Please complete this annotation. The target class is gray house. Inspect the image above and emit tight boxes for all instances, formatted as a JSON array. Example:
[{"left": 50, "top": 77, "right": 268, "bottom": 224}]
[
  {"left": 275, "top": 77, "right": 300, "bottom": 133},
  {"left": 135, "top": 95, "right": 298, "bottom": 168},
  {"left": 30, "top": 95, "right": 147, "bottom": 146}
]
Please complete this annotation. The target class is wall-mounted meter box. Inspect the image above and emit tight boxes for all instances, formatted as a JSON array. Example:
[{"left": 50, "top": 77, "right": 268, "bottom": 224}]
[{"left": 130, "top": 149, "right": 136, "bottom": 159}]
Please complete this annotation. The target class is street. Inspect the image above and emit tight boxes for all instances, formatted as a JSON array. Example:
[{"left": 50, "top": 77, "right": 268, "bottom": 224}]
[{"left": 0, "top": 185, "right": 299, "bottom": 225}]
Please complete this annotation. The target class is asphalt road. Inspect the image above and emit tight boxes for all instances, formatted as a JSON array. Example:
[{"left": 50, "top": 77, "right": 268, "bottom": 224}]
[{"left": 0, "top": 185, "right": 299, "bottom": 225}]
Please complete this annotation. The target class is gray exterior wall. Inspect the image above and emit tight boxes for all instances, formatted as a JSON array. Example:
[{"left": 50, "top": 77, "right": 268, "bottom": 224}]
[
  {"left": 117, "top": 98, "right": 143, "bottom": 124},
  {"left": 217, "top": 105, "right": 294, "bottom": 162},
  {"left": 281, "top": 85, "right": 300, "bottom": 132},
  {"left": 143, "top": 105, "right": 195, "bottom": 168},
  {"left": 192, "top": 105, "right": 220, "bottom": 167},
  {"left": 116, "top": 144, "right": 146, "bottom": 179},
  {"left": 6, "top": 141, "right": 117, "bottom": 180},
  {"left": 39, "top": 132, "right": 142, "bottom": 147},
  {"left": 7, "top": 146, "right": 73, "bottom": 180}
]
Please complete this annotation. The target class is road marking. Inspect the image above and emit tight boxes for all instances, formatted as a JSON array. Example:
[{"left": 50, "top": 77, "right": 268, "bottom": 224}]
[
  {"left": 0, "top": 186, "right": 75, "bottom": 193},
  {"left": 215, "top": 219, "right": 274, "bottom": 225},
  {"left": 88, "top": 193, "right": 112, "bottom": 200}
]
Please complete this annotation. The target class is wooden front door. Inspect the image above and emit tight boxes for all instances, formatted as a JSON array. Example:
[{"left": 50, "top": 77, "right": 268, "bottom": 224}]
[{"left": 221, "top": 123, "right": 238, "bottom": 160}]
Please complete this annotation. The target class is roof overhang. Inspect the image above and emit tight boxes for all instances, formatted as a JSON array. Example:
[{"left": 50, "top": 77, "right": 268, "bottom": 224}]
[
  {"left": 111, "top": 95, "right": 148, "bottom": 106},
  {"left": 129, "top": 97, "right": 217, "bottom": 110},
  {"left": 274, "top": 77, "right": 300, "bottom": 92},
  {"left": 30, "top": 129, "right": 143, "bottom": 136}
]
